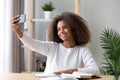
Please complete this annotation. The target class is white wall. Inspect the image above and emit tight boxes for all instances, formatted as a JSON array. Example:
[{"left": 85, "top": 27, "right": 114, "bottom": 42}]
[
  {"left": 81, "top": 0, "right": 120, "bottom": 66},
  {"left": 28, "top": 0, "right": 120, "bottom": 68}
]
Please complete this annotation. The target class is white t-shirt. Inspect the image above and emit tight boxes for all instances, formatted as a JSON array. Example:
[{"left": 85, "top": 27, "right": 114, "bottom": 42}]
[{"left": 20, "top": 34, "right": 99, "bottom": 74}]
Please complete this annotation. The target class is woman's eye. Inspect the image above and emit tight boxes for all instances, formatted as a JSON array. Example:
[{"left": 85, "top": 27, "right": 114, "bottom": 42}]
[{"left": 63, "top": 26, "right": 69, "bottom": 29}]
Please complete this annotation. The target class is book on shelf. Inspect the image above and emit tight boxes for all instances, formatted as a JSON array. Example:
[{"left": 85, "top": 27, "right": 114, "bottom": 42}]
[{"left": 34, "top": 71, "right": 100, "bottom": 80}]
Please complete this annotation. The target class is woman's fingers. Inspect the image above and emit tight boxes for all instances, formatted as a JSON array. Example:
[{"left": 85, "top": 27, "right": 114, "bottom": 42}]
[
  {"left": 54, "top": 72, "right": 61, "bottom": 75},
  {"left": 10, "top": 15, "right": 23, "bottom": 38},
  {"left": 10, "top": 15, "right": 20, "bottom": 24}
]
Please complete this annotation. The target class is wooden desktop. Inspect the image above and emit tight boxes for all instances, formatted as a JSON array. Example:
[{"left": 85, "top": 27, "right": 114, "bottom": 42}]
[{"left": 0, "top": 73, "right": 115, "bottom": 80}]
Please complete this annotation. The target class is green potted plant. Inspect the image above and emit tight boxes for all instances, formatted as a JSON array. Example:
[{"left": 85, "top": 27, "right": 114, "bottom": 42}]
[
  {"left": 42, "top": 2, "right": 55, "bottom": 19},
  {"left": 100, "top": 28, "right": 120, "bottom": 80}
]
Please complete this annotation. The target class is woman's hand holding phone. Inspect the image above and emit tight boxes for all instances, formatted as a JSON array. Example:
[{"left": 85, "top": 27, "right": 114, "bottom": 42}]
[
  {"left": 10, "top": 14, "right": 26, "bottom": 25},
  {"left": 10, "top": 14, "right": 25, "bottom": 38}
]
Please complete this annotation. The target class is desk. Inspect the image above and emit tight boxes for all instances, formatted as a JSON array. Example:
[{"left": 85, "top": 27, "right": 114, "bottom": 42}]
[{"left": 0, "top": 73, "right": 115, "bottom": 80}]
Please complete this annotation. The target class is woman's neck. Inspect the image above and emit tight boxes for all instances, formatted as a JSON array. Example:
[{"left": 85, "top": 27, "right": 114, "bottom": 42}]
[{"left": 63, "top": 41, "right": 76, "bottom": 48}]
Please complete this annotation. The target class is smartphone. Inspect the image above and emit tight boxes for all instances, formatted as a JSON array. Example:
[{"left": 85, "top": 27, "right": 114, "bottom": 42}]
[{"left": 18, "top": 14, "right": 26, "bottom": 23}]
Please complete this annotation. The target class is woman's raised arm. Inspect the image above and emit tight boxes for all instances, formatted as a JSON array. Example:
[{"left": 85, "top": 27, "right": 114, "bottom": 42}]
[{"left": 10, "top": 15, "right": 23, "bottom": 38}]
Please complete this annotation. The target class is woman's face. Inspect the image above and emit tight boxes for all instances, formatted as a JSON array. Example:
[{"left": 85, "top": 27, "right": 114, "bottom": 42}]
[{"left": 57, "top": 20, "right": 74, "bottom": 42}]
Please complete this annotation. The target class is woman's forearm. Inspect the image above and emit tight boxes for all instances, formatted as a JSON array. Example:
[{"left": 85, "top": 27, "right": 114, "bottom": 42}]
[
  {"left": 54, "top": 69, "right": 78, "bottom": 75},
  {"left": 12, "top": 26, "right": 23, "bottom": 38}
]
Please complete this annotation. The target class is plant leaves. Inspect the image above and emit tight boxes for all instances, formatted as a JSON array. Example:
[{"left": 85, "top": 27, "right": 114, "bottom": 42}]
[{"left": 100, "top": 28, "right": 120, "bottom": 79}]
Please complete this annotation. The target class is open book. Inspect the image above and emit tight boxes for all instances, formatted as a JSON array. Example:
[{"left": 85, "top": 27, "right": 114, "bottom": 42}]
[
  {"left": 61, "top": 71, "right": 100, "bottom": 79},
  {"left": 34, "top": 72, "right": 100, "bottom": 80},
  {"left": 35, "top": 73, "right": 77, "bottom": 80}
]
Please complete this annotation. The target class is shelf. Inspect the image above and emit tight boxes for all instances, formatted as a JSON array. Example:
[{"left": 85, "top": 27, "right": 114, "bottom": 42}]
[{"left": 32, "top": 19, "right": 52, "bottom": 22}]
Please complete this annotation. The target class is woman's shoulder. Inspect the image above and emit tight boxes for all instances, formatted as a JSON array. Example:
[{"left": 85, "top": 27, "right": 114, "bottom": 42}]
[
  {"left": 44, "top": 41, "right": 59, "bottom": 46},
  {"left": 77, "top": 46, "right": 91, "bottom": 54},
  {"left": 77, "top": 46, "right": 92, "bottom": 56}
]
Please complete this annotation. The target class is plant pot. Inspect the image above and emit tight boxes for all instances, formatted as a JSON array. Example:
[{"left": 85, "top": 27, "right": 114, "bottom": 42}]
[{"left": 44, "top": 11, "right": 52, "bottom": 19}]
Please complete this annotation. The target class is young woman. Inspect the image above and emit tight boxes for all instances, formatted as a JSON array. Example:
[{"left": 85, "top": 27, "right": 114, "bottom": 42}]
[{"left": 10, "top": 12, "right": 99, "bottom": 75}]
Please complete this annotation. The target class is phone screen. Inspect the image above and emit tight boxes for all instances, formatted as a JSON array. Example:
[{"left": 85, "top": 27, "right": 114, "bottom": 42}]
[{"left": 18, "top": 14, "right": 26, "bottom": 23}]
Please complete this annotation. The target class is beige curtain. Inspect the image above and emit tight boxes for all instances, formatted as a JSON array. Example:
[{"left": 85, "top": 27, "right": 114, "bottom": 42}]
[{"left": 12, "top": 0, "right": 25, "bottom": 73}]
